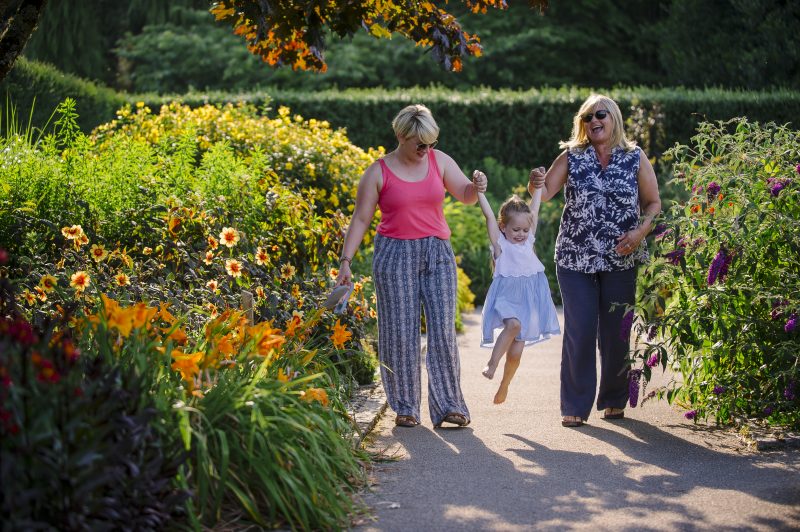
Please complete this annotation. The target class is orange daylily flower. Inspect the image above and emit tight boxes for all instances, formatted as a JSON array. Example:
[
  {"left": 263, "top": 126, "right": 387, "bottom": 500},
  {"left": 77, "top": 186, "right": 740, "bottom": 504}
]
[
  {"left": 131, "top": 302, "right": 157, "bottom": 330},
  {"left": 249, "top": 321, "right": 286, "bottom": 357},
  {"left": 330, "top": 319, "right": 352, "bottom": 349},
  {"left": 171, "top": 349, "right": 203, "bottom": 385},
  {"left": 301, "top": 387, "right": 329, "bottom": 407}
]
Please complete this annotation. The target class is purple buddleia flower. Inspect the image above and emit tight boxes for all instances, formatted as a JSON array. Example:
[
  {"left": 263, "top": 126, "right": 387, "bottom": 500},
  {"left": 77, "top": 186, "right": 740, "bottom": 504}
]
[
  {"left": 620, "top": 310, "right": 634, "bottom": 342},
  {"left": 707, "top": 248, "right": 726, "bottom": 285},
  {"left": 652, "top": 223, "right": 669, "bottom": 239},
  {"left": 684, "top": 410, "right": 697, "bottom": 420},
  {"left": 763, "top": 406, "right": 774, "bottom": 416},
  {"left": 629, "top": 369, "right": 642, "bottom": 407},
  {"left": 664, "top": 248, "right": 685, "bottom": 265},
  {"left": 784, "top": 381, "right": 796, "bottom": 401},
  {"left": 796, "top": 163, "right": 800, "bottom": 175},
  {"left": 647, "top": 325, "right": 658, "bottom": 341},
  {"left": 706, "top": 181, "right": 721, "bottom": 200},
  {"left": 713, "top": 385, "right": 725, "bottom": 395},
  {"left": 786, "top": 314, "right": 798, "bottom": 333},
  {"left": 646, "top": 353, "right": 659, "bottom": 367}
]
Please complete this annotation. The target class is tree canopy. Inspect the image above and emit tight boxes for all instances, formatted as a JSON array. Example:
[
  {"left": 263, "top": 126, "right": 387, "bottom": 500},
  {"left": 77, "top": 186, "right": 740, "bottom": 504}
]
[{"left": 209, "top": 0, "right": 548, "bottom": 73}]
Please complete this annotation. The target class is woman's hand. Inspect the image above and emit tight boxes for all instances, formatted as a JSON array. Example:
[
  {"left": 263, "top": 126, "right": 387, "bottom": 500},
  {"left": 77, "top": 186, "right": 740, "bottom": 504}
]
[
  {"left": 615, "top": 228, "right": 645, "bottom": 256},
  {"left": 335, "top": 261, "right": 353, "bottom": 286},
  {"left": 528, "top": 166, "right": 546, "bottom": 192},
  {"left": 472, "top": 170, "right": 488, "bottom": 193}
]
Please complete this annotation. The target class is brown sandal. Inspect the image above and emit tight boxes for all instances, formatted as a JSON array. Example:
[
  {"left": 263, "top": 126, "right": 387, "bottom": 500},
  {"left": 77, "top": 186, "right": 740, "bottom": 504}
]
[
  {"left": 561, "top": 416, "right": 584, "bottom": 427},
  {"left": 436, "top": 412, "right": 469, "bottom": 428},
  {"left": 395, "top": 415, "right": 419, "bottom": 427}
]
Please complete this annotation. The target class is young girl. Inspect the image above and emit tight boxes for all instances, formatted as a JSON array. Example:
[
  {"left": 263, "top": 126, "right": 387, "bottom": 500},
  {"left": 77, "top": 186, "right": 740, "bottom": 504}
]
[{"left": 476, "top": 174, "right": 561, "bottom": 404}]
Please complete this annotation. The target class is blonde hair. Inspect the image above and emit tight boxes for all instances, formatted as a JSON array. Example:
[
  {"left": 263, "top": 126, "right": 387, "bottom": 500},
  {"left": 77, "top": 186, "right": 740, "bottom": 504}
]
[
  {"left": 559, "top": 94, "right": 637, "bottom": 152},
  {"left": 498, "top": 195, "right": 531, "bottom": 228},
  {"left": 392, "top": 104, "right": 439, "bottom": 145}
]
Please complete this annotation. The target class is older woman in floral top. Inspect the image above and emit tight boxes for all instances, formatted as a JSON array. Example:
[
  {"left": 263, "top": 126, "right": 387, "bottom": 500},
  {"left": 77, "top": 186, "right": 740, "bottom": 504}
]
[{"left": 529, "top": 94, "right": 661, "bottom": 427}]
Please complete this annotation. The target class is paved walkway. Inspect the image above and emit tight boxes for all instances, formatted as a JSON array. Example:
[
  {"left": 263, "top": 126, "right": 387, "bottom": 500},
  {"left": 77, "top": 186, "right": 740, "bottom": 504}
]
[{"left": 357, "top": 309, "right": 800, "bottom": 531}]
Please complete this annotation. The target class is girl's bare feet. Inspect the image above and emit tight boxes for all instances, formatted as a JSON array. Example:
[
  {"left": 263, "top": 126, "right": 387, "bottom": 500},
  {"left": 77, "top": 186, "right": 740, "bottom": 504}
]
[
  {"left": 493, "top": 384, "right": 509, "bottom": 404},
  {"left": 482, "top": 363, "right": 497, "bottom": 379}
]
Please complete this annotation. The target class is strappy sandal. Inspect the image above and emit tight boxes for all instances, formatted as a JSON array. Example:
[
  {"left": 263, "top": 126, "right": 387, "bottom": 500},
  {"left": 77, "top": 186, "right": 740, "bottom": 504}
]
[
  {"left": 561, "top": 416, "right": 584, "bottom": 427},
  {"left": 395, "top": 415, "right": 419, "bottom": 428},
  {"left": 436, "top": 412, "right": 469, "bottom": 428},
  {"left": 603, "top": 408, "right": 625, "bottom": 420}
]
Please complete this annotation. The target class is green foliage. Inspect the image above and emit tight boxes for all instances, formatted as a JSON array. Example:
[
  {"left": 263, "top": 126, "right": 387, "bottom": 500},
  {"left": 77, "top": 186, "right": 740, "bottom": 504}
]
[
  {"left": 0, "top": 287, "right": 188, "bottom": 529},
  {"left": 632, "top": 119, "right": 800, "bottom": 429}
]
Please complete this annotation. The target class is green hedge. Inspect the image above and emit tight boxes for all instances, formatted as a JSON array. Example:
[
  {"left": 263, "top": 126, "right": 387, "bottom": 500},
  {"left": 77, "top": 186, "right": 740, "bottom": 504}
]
[
  {"left": 147, "top": 86, "right": 800, "bottom": 172},
  {"left": 0, "top": 58, "right": 126, "bottom": 133}
]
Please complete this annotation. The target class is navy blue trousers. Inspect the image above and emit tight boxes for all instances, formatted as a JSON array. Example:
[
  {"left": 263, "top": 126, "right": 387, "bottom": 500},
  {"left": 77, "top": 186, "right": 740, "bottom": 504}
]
[{"left": 556, "top": 266, "right": 636, "bottom": 420}]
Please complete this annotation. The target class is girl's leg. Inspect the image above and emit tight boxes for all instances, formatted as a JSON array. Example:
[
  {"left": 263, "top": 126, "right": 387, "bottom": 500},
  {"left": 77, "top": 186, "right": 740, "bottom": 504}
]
[
  {"left": 482, "top": 318, "right": 521, "bottom": 379},
  {"left": 494, "top": 339, "right": 524, "bottom": 404},
  {"left": 419, "top": 238, "right": 470, "bottom": 426}
]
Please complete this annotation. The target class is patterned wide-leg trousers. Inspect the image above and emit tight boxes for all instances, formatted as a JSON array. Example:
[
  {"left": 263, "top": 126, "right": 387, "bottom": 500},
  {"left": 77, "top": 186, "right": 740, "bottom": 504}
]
[{"left": 373, "top": 234, "right": 470, "bottom": 426}]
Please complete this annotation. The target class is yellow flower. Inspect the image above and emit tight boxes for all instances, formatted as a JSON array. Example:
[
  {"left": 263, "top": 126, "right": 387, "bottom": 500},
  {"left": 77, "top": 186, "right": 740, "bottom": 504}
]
[
  {"left": 206, "top": 279, "right": 219, "bottom": 292},
  {"left": 291, "top": 284, "right": 300, "bottom": 299},
  {"left": 39, "top": 275, "right": 58, "bottom": 292},
  {"left": 219, "top": 227, "right": 240, "bottom": 248},
  {"left": 90, "top": 244, "right": 108, "bottom": 262},
  {"left": 255, "top": 246, "right": 269, "bottom": 266},
  {"left": 61, "top": 225, "right": 84, "bottom": 240},
  {"left": 206, "top": 302, "right": 219, "bottom": 319},
  {"left": 22, "top": 289, "right": 36, "bottom": 305},
  {"left": 284, "top": 162, "right": 293, "bottom": 170},
  {"left": 76, "top": 233, "right": 89, "bottom": 248},
  {"left": 329, "top": 267, "right": 339, "bottom": 280},
  {"left": 301, "top": 387, "right": 329, "bottom": 407},
  {"left": 114, "top": 273, "right": 130, "bottom": 286},
  {"left": 280, "top": 264, "right": 296, "bottom": 280},
  {"left": 143, "top": 247, "right": 153, "bottom": 255},
  {"left": 330, "top": 319, "right": 352, "bottom": 349},
  {"left": 70, "top": 271, "right": 91, "bottom": 291},
  {"left": 285, "top": 314, "right": 302, "bottom": 337},
  {"left": 34, "top": 286, "right": 47, "bottom": 302},
  {"left": 203, "top": 250, "right": 214, "bottom": 265},
  {"left": 101, "top": 294, "right": 135, "bottom": 338},
  {"left": 207, "top": 235, "right": 219, "bottom": 250},
  {"left": 255, "top": 286, "right": 266, "bottom": 299},
  {"left": 171, "top": 349, "right": 203, "bottom": 386},
  {"left": 225, "top": 259, "right": 243, "bottom": 278}
]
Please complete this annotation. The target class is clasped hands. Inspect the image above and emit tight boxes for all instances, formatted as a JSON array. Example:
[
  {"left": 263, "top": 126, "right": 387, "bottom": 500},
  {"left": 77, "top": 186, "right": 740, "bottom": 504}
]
[{"left": 472, "top": 170, "right": 488, "bottom": 193}]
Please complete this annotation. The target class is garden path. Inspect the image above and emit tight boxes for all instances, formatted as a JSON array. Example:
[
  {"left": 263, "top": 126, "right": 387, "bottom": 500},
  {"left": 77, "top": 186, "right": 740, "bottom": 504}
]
[{"left": 357, "top": 309, "right": 800, "bottom": 531}]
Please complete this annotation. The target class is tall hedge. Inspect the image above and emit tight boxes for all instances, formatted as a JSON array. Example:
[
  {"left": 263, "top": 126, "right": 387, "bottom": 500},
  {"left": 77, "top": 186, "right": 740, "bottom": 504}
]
[
  {"left": 0, "top": 58, "right": 126, "bottom": 133},
  {"left": 151, "top": 87, "right": 800, "bottom": 172}
]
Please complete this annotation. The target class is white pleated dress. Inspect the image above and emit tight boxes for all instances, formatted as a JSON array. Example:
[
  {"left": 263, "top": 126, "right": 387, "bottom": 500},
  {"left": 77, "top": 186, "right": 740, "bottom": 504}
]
[{"left": 481, "top": 232, "right": 561, "bottom": 347}]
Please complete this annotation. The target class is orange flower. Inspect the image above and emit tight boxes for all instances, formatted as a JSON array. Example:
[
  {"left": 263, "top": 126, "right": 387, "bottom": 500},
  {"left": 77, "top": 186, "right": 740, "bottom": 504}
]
[
  {"left": 369, "top": 308, "right": 377, "bottom": 319},
  {"left": 22, "top": 290, "right": 36, "bottom": 305},
  {"left": 61, "top": 224, "right": 84, "bottom": 240},
  {"left": 168, "top": 216, "right": 181, "bottom": 236},
  {"left": 225, "top": 259, "right": 243, "bottom": 278},
  {"left": 206, "top": 302, "right": 219, "bottom": 319},
  {"left": 143, "top": 246, "right": 153, "bottom": 255},
  {"left": 90, "top": 244, "right": 108, "bottom": 262},
  {"left": 114, "top": 272, "right": 130, "bottom": 286},
  {"left": 76, "top": 233, "right": 89, "bottom": 247},
  {"left": 219, "top": 227, "right": 240, "bottom": 248},
  {"left": 301, "top": 387, "right": 329, "bottom": 407},
  {"left": 708, "top": 206, "right": 715, "bottom": 214},
  {"left": 206, "top": 279, "right": 219, "bottom": 292},
  {"left": 280, "top": 264, "right": 296, "bottom": 280},
  {"left": 330, "top": 319, "right": 352, "bottom": 349},
  {"left": 691, "top": 204, "right": 701, "bottom": 213},
  {"left": 255, "top": 246, "right": 269, "bottom": 266},
  {"left": 207, "top": 235, "right": 219, "bottom": 250},
  {"left": 171, "top": 349, "right": 203, "bottom": 386},
  {"left": 255, "top": 286, "right": 266, "bottom": 299},
  {"left": 164, "top": 325, "right": 188, "bottom": 345},
  {"left": 203, "top": 250, "right": 214, "bottom": 265},
  {"left": 250, "top": 321, "right": 286, "bottom": 357},
  {"left": 329, "top": 267, "right": 339, "bottom": 280},
  {"left": 40, "top": 275, "right": 58, "bottom": 292},
  {"left": 291, "top": 284, "right": 300, "bottom": 299},
  {"left": 131, "top": 303, "right": 157, "bottom": 330},
  {"left": 70, "top": 271, "right": 91, "bottom": 291},
  {"left": 34, "top": 286, "right": 47, "bottom": 302},
  {"left": 285, "top": 314, "right": 302, "bottom": 337}
]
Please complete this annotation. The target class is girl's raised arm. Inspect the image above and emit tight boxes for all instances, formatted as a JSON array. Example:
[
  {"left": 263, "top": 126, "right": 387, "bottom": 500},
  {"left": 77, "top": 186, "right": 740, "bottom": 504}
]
[
  {"left": 476, "top": 188, "right": 502, "bottom": 257},
  {"left": 529, "top": 186, "right": 543, "bottom": 235}
]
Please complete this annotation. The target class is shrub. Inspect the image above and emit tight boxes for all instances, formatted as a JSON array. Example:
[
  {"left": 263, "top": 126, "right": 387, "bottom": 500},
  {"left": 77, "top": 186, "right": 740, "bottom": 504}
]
[{"left": 630, "top": 119, "right": 800, "bottom": 430}]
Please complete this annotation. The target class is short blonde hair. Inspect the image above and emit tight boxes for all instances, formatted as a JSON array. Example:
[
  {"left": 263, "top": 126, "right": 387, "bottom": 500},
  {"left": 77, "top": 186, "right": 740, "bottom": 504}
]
[
  {"left": 559, "top": 94, "right": 637, "bottom": 152},
  {"left": 392, "top": 104, "right": 439, "bottom": 145}
]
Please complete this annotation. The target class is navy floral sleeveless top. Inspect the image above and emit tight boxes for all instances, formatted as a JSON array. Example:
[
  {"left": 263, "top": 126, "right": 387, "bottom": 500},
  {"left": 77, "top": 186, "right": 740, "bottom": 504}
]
[{"left": 555, "top": 145, "right": 648, "bottom": 272}]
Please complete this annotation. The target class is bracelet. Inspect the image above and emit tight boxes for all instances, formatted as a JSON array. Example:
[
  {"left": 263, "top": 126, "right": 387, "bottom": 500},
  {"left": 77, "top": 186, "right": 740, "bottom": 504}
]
[{"left": 339, "top": 255, "right": 352, "bottom": 266}]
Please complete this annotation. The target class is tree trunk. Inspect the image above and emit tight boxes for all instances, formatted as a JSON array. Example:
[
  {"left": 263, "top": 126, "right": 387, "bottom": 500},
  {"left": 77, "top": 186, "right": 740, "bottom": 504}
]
[{"left": 0, "top": 0, "right": 48, "bottom": 82}]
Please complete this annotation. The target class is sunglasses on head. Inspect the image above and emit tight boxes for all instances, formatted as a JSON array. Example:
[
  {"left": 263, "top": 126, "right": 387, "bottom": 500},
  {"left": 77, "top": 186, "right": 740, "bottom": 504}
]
[
  {"left": 415, "top": 140, "right": 438, "bottom": 152},
  {"left": 582, "top": 109, "right": 610, "bottom": 122}
]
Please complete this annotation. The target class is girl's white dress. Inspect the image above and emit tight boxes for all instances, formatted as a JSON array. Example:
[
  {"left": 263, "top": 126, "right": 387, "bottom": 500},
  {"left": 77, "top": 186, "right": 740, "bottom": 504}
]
[{"left": 481, "top": 232, "right": 561, "bottom": 347}]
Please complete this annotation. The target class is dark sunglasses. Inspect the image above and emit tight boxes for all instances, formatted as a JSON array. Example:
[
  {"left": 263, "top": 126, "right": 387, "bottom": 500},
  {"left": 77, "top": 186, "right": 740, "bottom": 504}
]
[
  {"left": 581, "top": 109, "right": 610, "bottom": 122},
  {"left": 415, "top": 140, "right": 438, "bottom": 152}
]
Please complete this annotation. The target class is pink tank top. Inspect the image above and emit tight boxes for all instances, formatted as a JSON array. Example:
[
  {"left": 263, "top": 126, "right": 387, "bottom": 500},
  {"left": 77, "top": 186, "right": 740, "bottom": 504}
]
[{"left": 376, "top": 150, "right": 451, "bottom": 240}]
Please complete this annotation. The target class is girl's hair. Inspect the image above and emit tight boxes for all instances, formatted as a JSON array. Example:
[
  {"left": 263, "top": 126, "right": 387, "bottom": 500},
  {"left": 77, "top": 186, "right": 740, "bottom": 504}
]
[
  {"left": 498, "top": 195, "right": 531, "bottom": 227},
  {"left": 559, "top": 93, "right": 637, "bottom": 152},
  {"left": 392, "top": 104, "right": 440, "bottom": 144}
]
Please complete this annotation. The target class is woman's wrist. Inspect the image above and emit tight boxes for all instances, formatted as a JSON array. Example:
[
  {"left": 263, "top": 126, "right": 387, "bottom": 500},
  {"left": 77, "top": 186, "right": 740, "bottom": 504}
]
[{"left": 339, "top": 255, "right": 352, "bottom": 267}]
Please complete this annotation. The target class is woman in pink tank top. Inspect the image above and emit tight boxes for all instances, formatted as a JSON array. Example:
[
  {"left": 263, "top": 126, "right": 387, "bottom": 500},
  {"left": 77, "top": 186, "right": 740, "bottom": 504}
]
[{"left": 335, "top": 104, "right": 487, "bottom": 429}]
